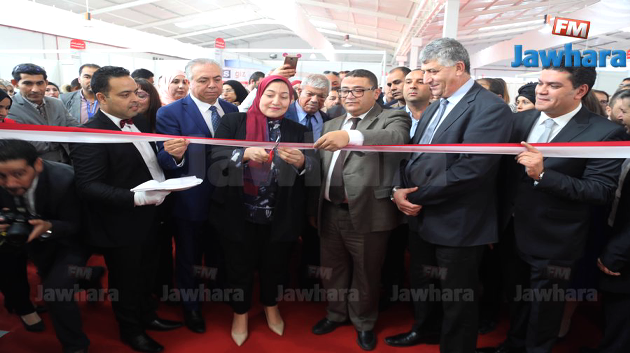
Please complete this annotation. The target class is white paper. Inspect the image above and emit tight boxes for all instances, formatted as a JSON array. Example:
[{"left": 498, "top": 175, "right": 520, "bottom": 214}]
[{"left": 131, "top": 176, "right": 203, "bottom": 192}]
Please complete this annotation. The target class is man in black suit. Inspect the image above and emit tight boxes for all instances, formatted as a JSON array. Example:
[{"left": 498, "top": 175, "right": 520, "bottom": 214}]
[
  {"left": 70, "top": 66, "right": 182, "bottom": 353},
  {"left": 388, "top": 38, "right": 513, "bottom": 352},
  {"left": 484, "top": 63, "right": 626, "bottom": 353},
  {"left": 0, "top": 139, "right": 90, "bottom": 353},
  {"left": 593, "top": 90, "right": 630, "bottom": 352}
]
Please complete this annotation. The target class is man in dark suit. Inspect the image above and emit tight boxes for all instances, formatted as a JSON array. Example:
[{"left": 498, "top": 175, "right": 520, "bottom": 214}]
[
  {"left": 593, "top": 90, "right": 630, "bottom": 352},
  {"left": 388, "top": 38, "right": 513, "bottom": 352},
  {"left": 0, "top": 139, "right": 91, "bottom": 353},
  {"left": 284, "top": 73, "right": 332, "bottom": 140},
  {"left": 310, "top": 69, "right": 410, "bottom": 351},
  {"left": 156, "top": 58, "right": 237, "bottom": 333},
  {"left": 71, "top": 66, "right": 182, "bottom": 353},
  {"left": 484, "top": 63, "right": 626, "bottom": 353}
]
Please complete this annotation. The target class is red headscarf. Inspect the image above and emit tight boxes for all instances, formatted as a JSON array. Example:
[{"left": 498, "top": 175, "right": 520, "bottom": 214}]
[
  {"left": 243, "top": 75, "right": 293, "bottom": 195},
  {"left": 245, "top": 75, "right": 293, "bottom": 142}
]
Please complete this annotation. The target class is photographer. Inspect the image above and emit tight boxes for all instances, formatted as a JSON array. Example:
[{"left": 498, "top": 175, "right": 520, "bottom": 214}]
[{"left": 0, "top": 139, "right": 90, "bottom": 353}]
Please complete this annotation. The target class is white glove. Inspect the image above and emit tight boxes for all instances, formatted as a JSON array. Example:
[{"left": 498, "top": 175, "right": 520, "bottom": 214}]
[{"left": 133, "top": 190, "right": 171, "bottom": 206}]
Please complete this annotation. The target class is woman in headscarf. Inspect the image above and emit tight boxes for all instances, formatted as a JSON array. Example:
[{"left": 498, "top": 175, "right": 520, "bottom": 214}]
[
  {"left": 211, "top": 75, "right": 312, "bottom": 346},
  {"left": 158, "top": 70, "right": 189, "bottom": 106},
  {"left": 222, "top": 80, "right": 249, "bottom": 106},
  {"left": 0, "top": 89, "right": 16, "bottom": 123},
  {"left": 515, "top": 82, "right": 537, "bottom": 112}
]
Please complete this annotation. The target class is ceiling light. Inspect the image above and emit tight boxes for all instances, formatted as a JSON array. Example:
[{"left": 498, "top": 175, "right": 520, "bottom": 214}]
[{"left": 342, "top": 34, "right": 352, "bottom": 47}]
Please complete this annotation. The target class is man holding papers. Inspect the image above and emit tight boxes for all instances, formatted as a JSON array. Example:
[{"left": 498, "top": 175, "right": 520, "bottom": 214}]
[{"left": 70, "top": 66, "right": 182, "bottom": 353}]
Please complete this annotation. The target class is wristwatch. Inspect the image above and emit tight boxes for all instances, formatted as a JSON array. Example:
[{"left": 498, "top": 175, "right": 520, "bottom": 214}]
[{"left": 390, "top": 186, "right": 401, "bottom": 201}]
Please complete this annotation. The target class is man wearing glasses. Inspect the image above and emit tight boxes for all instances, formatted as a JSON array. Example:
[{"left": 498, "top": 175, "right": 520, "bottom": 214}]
[{"left": 311, "top": 69, "right": 410, "bottom": 351}]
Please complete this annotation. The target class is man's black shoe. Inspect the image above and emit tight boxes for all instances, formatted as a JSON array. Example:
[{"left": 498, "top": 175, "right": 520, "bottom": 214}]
[
  {"left": 384, "top": 330, "right": 433, "bottom": 347},
  {"left": 312, "top": 318, "right": 346, "bottom": 335},
  {"left": 145, "top": 318, "right": 183, "bottom": 331},
  {"left": 476, "top": 343, "right": 525, "bottom": 353},
  {"left": 357, "top": 330, "right": 376, "bottom": 351},
  {"left": 121, "top": 333, "right": 164, "bottom": 353},
  {"left": 183, "top": 310, "right": 206, "bottom": 333}
]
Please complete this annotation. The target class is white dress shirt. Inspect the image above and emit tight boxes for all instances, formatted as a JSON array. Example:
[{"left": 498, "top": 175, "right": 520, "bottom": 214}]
[
  {"left": 428, "top": 78, "right": 475, "bottom": 140},
  {"left": 405, "top": 105, "right": 420, "bottom": 139},
  {"left": 526, "top": 103, "right": 582, "bottom": 143},
  {"left": 190, "top": 94, "right": 225, "bottom": 137},
  {"left": 19, "top": 175, "right": 39, "bottom": 215},
  {"left": 238, "top": 88, "right": 257, "bottom": 112},
  {"left": 323, "top": 107, "right": 370, "bottom": 202},
  {"left": 101, "top": 110, "right": 165, "bottom": 182}
]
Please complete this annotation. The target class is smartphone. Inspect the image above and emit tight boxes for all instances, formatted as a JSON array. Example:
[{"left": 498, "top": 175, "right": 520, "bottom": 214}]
[{"left": 283, "top": 55, "right": 299, "bottom": 70}]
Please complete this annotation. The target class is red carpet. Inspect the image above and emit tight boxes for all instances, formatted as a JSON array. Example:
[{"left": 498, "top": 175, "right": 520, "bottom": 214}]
[{"left": 0, "top": 255, "right": 603, "bottom": 353}]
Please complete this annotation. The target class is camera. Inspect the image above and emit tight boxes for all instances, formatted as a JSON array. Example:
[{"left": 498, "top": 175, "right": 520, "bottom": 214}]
[{"left": 0, "top": 209, "right": 34, "bottom": 247}]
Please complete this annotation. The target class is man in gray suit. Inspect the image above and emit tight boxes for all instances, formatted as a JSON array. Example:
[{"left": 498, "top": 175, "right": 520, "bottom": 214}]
[
  {"left": 9, "top": 63, "right": 79, "bottom": 163},
  {"left": 61, "top": 64, "right": 101, "bottom": 123},
  {"left": 311, "top": 69, "right": 410, "bottom": 351}
]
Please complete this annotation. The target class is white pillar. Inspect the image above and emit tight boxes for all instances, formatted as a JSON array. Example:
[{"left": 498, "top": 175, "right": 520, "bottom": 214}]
[
  {"left": 442, "top": 0, "right": 460, "bottom": 39},
  {"left": 410, "top": 37, "right": 423, "bottom": 69},
  {"left": 396, "top": 55, "right": 407, "bottom": 67}
]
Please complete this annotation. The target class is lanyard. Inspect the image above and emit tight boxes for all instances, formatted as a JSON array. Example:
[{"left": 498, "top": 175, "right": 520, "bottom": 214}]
[{"left": 85, "top": 99, "right": 99, "bottom": 119}]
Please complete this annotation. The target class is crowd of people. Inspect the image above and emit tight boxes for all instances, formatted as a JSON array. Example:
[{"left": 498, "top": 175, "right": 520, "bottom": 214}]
[{"left": 0, "top": 37, "right": 629, "bottom": 353}]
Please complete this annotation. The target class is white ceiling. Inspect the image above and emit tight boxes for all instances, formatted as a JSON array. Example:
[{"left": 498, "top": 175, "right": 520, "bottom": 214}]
[{"left": 31, "top": 0, "right": 625, "bottom": 65}]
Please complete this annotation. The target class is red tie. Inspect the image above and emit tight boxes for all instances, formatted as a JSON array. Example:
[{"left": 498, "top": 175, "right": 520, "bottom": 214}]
[{"left": 119, "top": 119, "right": 134, "bottom": 128}]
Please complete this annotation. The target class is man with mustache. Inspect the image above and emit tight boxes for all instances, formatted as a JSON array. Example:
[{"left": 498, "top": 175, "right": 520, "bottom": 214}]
[
  {"left": 8, "top": 63, "right": 79, "bottom": 163},
  {"left": 385, "top": 67, "right": 411, "bottom": 109},
  {"left": 71, "top": 66, "right": 182, "bottom": 353},
  {"left": 61, "top": 64, "right": 101, "bottom": 123}
]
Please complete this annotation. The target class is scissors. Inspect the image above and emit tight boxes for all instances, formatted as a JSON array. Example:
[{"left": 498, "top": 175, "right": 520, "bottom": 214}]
[{"left": 267, "top": 136, "right": 281, "bottom": 163}]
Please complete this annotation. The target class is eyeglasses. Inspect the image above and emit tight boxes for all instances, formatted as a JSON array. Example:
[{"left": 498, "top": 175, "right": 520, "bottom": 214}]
[
  {"left": 137, "top": 91, "right": 149, "bottom": 99},
  {"left": 223, "top": 88, "right": 234, "bottom": 93},
  {"left": 339, "top": 87, "right": 375, "bottom": 98},
  {"left": 323, "top": 71, "right": 339, "bottom": 76}
]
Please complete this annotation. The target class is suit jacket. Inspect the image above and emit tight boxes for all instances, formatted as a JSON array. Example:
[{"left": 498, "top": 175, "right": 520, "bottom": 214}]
[
  {"left": 325, "top": 105, "right": 347, "bottom": 120},
  {"left": 600, "top": 161, "right": 630, "bottom": 293},
  {"left": 284, "top": 101, "right": 331, "bottom": 140},
  {"left": 0, "top": 160, "right": 80, "bottom": 250},
  {"left": 60, "top": 90, "right": 82, "bottom": 122},
  {"left": 403, "top": 82, "right": 513, "bottom": 247},
  {"left": 156, "top": 95, "right": 237, "bottom": 221},
  {"left": 8, "top": 93, "right": 79, "bottom": 161},
  {"left": 210, "top": 112, "right": 311, "bottom": 242},
  {"left": 70, "top": 110, "right": 160, "bottom": 248},
  {"left": 317, "top": 104, "right": 410, "bottom": 234},
  {"left": 506, "top": 107, "right": 626, "bottom": 261}
]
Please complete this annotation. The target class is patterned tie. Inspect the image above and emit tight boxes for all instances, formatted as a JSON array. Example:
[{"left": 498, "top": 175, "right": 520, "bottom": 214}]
[
  {"left": 305, "top": 114, "right": 315, "bottom": 131},
  {"left": 328, "top": 117, "right": 360, "bottom": 204},
  {"left": 36, "top": 104, "right": 48, "bottom": 122},
  {"left": 537, "top": 119, "right": 556, "bottom": 143},
  {"left": 119, "top": 119, "right": 134, "bottom": 129},
  {"left": 209, "top": 106, "right": 221, "bottom": 134}
]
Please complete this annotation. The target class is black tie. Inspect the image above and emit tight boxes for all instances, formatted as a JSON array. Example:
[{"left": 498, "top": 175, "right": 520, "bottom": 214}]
[
  {"left": 305, "top": 114, "right": 315, "bottom": 131},
  {"left": 329, "top": 118, "right": 360, "bottom": 204}
]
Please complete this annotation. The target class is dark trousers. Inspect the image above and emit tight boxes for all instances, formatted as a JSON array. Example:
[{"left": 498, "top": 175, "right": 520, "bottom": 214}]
[
  {"left": 598, "top": 291, "right": 630, "bottom": 353},
  {"left": 411, "top": 235, "right": 484, "bottom": 353},
  {"left": 153, "top": 217, "right": 175, "bottom": 298},
  {"left": 298, "top": 222, "right": 321, "bottom": 288},
  {"left": 221, "top": 222, "right": 294, "bottom": 314},
  {"left": 101, "top": 232, "right": 160, "bottom": 337},
  {"left": 320, "top": 202, "right": 390, "bottom": 331},
  {"left": 173, "top": 218, "right": 213, "bottom": 311},
  {"left": 408, "top": 231, "right": 441, "bottom": 332},
  {"left": 381, "top": 223, "right": 409, "bottom": 303},
  {"left": 29, "top": 241, "right": 91, "bottom": 351},
  {"left": 0, "top": 249, "right": 35, "bottom": 315},
  {"left": 506, "top": 251, "right": 575, "bottom": 353}
]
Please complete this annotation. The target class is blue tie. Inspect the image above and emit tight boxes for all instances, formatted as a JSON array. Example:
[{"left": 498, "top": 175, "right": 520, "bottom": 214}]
[
  {"left": 419, "top": 98, "right": 448, "bottom": 144},
  {"left": 209, "top": 106, "right": 221, "bottom": 134},
  {"left": 305, "top": 114, "right": 315, "bottom": 131}
]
